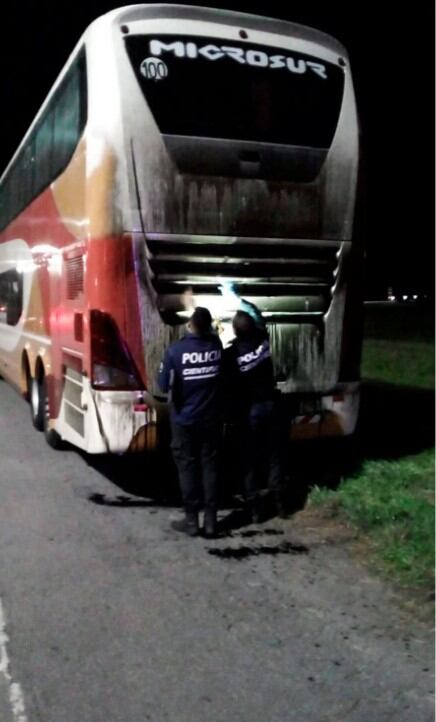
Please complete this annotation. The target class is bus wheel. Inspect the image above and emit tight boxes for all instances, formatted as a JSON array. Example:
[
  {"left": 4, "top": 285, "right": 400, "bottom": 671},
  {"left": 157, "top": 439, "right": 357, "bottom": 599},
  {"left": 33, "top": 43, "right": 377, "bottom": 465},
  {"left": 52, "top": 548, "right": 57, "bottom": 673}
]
[
  {"left": 42, "top": 377, "right": 63, "bottom": 450},
  {"left": 30, "top": 376, "right": 44, "bottom": 430},
  {"left": 22, "top": 355, "right": 31, "bottom": 402}
]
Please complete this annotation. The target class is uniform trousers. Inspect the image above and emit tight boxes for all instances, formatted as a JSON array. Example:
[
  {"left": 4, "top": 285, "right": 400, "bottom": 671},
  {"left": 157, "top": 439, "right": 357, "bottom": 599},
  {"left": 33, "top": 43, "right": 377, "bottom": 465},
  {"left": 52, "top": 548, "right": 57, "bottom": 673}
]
[{"left": 170, "top": 420, "right": 220, "bottom": 512}]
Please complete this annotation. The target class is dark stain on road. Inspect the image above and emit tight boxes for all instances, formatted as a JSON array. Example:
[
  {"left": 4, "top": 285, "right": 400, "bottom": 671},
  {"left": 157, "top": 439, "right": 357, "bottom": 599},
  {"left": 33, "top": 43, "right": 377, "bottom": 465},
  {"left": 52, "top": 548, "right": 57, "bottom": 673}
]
[
  {"left": 237, "top": 529, "right": 284, "bottom": 538},
  {"left": 208, "top": 540, "right": 308, "bottom": 560},
  {"left": 88, "top": 492, "right": 155, "bottom": 507}
]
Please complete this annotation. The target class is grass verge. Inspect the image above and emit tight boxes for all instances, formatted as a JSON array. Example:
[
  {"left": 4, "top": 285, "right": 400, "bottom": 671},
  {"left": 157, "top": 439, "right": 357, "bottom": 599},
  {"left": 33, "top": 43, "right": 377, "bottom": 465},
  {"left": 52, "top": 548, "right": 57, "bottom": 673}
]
[
  {"left": 362, "top": 339, "right": 434, "bottom": 389},
  {"left": 310, "top": 331, "right": 434, "bottom": 594},
  {"left": 310, "top": 450, "right": 435, "bottom": 592}
]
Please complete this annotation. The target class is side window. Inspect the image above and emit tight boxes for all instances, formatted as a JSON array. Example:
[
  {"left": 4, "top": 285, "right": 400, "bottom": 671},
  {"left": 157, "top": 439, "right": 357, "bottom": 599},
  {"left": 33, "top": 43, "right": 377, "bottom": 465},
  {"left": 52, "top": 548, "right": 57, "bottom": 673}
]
[
  {"left": 0, "top": 48, "right": 87, "bottom": 232},
  {"left": 52, "top": 68, "right": 81, "bottom": 178},
  {"left": 34, "top": 111, "right": 54, "bottom": 198},
  {"left": 0, "top": 270, "right": 23, "bottom": 326},
  {"left": 14, "top": 138, "right": 35, "bottom": 211},
  {"left": 0, "top": 178, "right": 10, "bottom": 230},
  {"left": 8, "top": 166, "right": 20, "bottom": 218}
]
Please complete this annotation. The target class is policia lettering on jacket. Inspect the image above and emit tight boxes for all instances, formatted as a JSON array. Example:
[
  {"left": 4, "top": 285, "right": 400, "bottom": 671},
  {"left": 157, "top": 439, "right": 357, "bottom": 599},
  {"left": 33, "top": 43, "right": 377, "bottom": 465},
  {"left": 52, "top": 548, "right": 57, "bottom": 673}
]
[{"left": 181, "top": 350, "right": 221, "bottom": 380}]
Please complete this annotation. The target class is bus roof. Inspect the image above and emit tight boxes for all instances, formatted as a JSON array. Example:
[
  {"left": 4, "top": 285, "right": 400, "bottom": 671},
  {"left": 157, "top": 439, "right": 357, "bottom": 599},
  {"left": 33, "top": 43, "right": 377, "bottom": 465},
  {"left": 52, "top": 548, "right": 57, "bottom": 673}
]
[
  {"left": 0, "top": 4, "right": 347, "bottom": 185},
  {"left": 102, "top": 4, "right": 347, "bottom": 56}
]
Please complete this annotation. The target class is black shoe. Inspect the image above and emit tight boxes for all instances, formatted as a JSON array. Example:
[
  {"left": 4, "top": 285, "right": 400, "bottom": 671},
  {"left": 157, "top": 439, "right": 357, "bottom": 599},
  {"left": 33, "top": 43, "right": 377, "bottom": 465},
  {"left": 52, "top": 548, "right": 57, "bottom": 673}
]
[
  {"left": 203, "top": 509, "right": 218, "bottom": 539},
  {"left": 171, "top": 512, "right": 199, "bottom": 537}
]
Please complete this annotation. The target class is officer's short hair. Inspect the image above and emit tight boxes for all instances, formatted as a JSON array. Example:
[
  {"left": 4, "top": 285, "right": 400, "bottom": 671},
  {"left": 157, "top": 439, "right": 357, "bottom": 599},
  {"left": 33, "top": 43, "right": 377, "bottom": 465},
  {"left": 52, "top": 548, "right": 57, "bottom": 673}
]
[
  {"left": 191, "top": 307, "right": 212, "bottom": 335},
  {"left": 233, "top": 310, "right": 256, "bottom": 338}
]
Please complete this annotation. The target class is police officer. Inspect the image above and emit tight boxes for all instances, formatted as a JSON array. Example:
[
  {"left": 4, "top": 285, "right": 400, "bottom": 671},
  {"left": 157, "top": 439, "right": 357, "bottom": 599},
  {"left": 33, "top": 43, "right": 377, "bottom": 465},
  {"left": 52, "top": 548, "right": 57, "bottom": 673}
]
[
  {"left": 224, "top": 301, "right": 286, "bottom": 523},
  {"left": 158, "top": 307, "right": 222, "bottom": 538}
]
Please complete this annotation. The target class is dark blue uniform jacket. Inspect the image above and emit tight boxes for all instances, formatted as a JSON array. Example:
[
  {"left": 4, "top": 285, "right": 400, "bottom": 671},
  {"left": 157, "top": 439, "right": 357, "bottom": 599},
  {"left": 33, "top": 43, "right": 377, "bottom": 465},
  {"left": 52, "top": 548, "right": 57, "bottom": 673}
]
[
  {"left": 158, "top": 332, "right": 223, "bottom": 426},
  {"left": 224, "top": 328, "right": 275, "bottom": 406}
]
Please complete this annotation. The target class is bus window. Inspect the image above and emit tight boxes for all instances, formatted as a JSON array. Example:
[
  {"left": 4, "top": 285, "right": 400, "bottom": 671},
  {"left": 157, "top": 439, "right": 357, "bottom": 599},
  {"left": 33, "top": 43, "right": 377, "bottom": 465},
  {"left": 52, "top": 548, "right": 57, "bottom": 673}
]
[
  {"left": 125, "top": 35, "right": 344, "bottom": 149},
  {"left": 0, "top": 50, "right": 87, "bottom": 232},
  {"left": 34, "top": 111, "right": 54, "bottom": 199},
  {"left": 0, "top": 270, "right": 23, "bottom": 326},
  {"left": 53, "top": 70, "right": 81, "bottom": 178}
]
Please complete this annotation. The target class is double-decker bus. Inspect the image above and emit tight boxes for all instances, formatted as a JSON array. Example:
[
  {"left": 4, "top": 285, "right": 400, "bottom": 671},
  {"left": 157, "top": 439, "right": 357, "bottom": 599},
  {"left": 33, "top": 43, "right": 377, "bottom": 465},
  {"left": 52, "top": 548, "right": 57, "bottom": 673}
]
[{"left": 0, "top": 4, "right": 362, "bottom": 453}]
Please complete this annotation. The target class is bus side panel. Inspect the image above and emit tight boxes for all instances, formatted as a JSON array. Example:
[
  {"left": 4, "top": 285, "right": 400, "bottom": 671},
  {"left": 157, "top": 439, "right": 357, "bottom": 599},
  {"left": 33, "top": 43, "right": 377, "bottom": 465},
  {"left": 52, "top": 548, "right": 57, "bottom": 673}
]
[
  {"left": 0, "top": 139, "right": 88, "bottom": 420},
  {"left": 86, "top": 233, "right": 147, "bottom": 388}
]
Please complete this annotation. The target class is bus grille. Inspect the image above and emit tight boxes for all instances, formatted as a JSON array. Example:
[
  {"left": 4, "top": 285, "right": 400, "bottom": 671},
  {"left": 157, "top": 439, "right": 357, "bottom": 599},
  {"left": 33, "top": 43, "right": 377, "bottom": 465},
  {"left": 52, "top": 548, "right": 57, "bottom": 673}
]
[
  {"left": 145, "top": 234, "right": 342, "bottom": 321},
  {"left": 65, "top": 256, "right": 84, "bottom": 300}
]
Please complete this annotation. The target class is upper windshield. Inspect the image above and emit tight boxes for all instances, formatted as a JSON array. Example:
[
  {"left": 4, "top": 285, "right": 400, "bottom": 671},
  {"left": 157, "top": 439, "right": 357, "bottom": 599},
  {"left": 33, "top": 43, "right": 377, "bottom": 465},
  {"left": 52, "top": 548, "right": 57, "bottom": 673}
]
[{"left": 125, "top": 35, "right": 344, "bottom": 149}]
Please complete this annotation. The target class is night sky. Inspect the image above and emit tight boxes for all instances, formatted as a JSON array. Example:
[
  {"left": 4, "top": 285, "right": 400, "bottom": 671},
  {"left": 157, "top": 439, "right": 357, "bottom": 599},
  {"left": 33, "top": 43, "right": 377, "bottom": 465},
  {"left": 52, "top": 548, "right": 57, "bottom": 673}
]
[{"left": 0, "top": 1, "right": 434, "bottom": 296}]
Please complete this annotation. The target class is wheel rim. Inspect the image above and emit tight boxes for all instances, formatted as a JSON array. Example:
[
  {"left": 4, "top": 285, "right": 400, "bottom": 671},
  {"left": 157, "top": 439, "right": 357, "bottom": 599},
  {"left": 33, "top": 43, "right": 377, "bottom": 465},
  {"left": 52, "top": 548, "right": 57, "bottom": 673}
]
[
  {"left": 31, "top": 379, "right": 39, "bottom": 418},
  {"left": 44, "top": 388, "right": 50, "bottom": 427}
]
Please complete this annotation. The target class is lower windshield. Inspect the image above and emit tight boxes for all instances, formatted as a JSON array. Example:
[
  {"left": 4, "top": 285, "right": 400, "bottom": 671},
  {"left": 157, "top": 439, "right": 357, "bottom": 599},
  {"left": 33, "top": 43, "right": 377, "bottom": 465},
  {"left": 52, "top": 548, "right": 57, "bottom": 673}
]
[{"left": 125, "top": 34, "right": 344, "bottom": 149}]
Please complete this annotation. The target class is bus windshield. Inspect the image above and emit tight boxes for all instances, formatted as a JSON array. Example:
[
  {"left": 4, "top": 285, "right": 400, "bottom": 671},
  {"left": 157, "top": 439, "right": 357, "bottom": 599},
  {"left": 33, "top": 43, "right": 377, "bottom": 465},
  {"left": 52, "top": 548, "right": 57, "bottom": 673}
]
[{"left": 125, "top": 35, "right": 344, "bottom": 149}]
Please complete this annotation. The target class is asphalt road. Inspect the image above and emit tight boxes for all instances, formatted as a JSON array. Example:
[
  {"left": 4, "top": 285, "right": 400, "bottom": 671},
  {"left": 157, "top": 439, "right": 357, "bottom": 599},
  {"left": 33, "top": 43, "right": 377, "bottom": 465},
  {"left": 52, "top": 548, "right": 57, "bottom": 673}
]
[{"left": 0, "top": 379, "right": 433, "bottom": 722}]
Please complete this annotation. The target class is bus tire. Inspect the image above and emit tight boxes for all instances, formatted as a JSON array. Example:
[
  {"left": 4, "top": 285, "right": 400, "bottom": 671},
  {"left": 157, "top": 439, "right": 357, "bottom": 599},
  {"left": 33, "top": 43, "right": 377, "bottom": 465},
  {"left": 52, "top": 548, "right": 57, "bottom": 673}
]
[
  {"left": 30, "top": 376, "right": 44, "bottom": 431},
  {"left": 22, "top": 355, "right": 31, "bottom": 402},
  {"left": 42, "top": 377, "right": 64, "bottom": 450}
]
